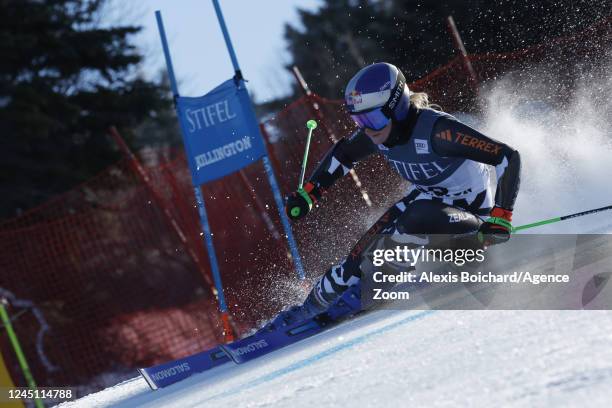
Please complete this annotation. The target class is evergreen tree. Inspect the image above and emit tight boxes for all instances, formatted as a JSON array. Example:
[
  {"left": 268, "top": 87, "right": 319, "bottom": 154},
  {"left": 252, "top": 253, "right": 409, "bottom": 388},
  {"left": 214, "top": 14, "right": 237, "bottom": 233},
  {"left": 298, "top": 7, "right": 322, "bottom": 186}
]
[
  {"left": 284, "top": 0, "right": 386, "bottom": 99},
  {"left": 284, "top": 0, "right": 609, "bottom": 98},
  {"left": 0, "top": 0, "right": 174, "bottom": 218}
]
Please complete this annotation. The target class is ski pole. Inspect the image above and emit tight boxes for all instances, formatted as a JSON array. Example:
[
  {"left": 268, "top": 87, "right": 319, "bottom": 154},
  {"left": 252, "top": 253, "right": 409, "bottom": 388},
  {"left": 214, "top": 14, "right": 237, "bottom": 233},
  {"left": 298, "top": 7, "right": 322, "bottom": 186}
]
[
  {"left": 0, "top": 299, "right": 44, "bottom": 408},
  {"left": 298, "top": 119, "right": 317, "bottom": 189},
  {"left": 289, "top": 120, "right": 317, "bottom": 218},
  {"left": 513, "top": 204, "right": 612, "bottom": 232}
]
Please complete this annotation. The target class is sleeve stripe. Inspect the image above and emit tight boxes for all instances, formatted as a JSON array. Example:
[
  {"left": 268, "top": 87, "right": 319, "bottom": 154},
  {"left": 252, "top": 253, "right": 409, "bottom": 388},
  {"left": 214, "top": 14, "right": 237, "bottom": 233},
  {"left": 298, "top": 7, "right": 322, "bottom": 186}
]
[
  {"left": 495, "top": 156, "right": 509, "bottom": 181},
  {"left": 328, "top": 156, "right": 341, "bottom": 174}
]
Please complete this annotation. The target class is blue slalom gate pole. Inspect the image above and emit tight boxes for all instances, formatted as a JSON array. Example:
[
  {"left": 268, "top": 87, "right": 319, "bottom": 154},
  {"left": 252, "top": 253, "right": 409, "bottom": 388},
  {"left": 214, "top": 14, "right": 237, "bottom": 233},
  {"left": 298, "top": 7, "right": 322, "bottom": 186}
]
[
  {"left": 155, "top": 10, "right": 234, "bottom": 341},
  {"left": 211, "top": 0, "right": 305, "bottom": 280}
]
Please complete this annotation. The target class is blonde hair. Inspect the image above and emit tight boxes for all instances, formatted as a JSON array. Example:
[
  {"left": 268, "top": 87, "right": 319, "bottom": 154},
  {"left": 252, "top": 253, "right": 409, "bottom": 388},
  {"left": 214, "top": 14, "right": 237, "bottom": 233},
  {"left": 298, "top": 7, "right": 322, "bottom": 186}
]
[{"left": 409, "top": 92, "right": 442, "bottom": 111}]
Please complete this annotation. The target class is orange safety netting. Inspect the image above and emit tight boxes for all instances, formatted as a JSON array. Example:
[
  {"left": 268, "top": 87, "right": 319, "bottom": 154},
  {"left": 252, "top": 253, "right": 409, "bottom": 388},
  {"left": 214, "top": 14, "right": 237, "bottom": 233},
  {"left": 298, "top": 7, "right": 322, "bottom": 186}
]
[
  {"left": 0, "top": 16, "right": 609, "bottom": 396},
  {"left": 0, "top": 158, "right": 225, "bottom": 390}
]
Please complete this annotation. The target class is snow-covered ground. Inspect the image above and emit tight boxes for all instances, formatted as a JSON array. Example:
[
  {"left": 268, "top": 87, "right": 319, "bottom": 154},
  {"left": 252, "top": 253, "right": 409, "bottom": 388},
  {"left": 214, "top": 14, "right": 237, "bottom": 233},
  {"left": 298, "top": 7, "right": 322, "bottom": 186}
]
[{"left": 62, "top": 308, "right": 612, "bottom": 407}]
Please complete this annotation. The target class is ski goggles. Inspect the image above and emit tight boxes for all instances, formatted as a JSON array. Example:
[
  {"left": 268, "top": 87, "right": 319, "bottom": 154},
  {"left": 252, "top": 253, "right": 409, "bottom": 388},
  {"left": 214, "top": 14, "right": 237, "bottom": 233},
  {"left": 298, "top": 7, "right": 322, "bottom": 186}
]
[{"left": 350, "top": 108, "right": 391, "bottom": 131}]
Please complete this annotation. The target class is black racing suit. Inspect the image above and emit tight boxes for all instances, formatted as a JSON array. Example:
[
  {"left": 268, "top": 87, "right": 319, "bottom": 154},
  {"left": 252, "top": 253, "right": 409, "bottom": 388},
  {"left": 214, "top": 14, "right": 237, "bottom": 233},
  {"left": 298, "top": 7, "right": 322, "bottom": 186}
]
[{"left": 303, "top": 106, "right": 521, "bottom": 311}]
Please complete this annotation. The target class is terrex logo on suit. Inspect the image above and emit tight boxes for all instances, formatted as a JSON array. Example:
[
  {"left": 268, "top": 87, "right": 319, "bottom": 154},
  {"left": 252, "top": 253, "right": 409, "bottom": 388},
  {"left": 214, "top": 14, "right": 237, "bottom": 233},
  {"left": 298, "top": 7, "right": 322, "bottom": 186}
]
[
  {"left": 436, "top": 130, "right": 502, "bottom": 155},
  {"left": 455, "top": 132, "right": 502, "bottom": 155}
]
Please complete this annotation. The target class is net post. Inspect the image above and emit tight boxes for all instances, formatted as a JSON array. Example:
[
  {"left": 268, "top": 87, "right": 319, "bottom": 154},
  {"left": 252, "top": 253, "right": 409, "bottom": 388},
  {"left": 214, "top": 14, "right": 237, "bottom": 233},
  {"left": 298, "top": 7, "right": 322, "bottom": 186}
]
[{"left": 446, "top": 15, "right": 479, "bottom": 94}]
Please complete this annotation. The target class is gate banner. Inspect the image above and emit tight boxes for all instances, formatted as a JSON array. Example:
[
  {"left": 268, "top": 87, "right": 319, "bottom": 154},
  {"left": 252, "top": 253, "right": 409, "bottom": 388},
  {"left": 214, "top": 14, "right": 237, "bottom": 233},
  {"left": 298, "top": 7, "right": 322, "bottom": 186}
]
[{"left": 176, "top": 79, "right": 266, "bottom": 184}]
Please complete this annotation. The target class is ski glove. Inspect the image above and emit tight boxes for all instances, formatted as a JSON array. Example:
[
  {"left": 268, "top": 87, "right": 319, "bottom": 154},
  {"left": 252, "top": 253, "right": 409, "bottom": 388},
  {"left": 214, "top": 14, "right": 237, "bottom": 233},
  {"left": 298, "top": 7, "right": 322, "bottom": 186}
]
[
  {"left": 286, "top": 182, "right": 321, "bottom": 220},
  {"left": 478, "top": 207, "right": 513, "bottom": 246}
]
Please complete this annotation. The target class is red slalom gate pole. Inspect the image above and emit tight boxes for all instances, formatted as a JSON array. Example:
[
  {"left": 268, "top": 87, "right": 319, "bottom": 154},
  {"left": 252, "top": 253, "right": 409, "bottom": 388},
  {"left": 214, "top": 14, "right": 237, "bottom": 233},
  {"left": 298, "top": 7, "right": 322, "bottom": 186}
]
[
  {"left": 259, "top": 123, "right": 284, "bottom": 182},
  {"left": 259, "top": 123, "right": 299, "bottom": 267},
  {"left": 108, "top": 126, "right": 236, "bottom": 342},
  {"left": 238, "top": 169, "right": 282, "bottom": 241},
  {"left": 446, "top": 15, "right": 479, "bottom": 94},
  {"left": 159, "top": 157, "right": 238, "bottom": 341},
  {"left": 291, "top": 65, "right": 372, "bottom": 207}
]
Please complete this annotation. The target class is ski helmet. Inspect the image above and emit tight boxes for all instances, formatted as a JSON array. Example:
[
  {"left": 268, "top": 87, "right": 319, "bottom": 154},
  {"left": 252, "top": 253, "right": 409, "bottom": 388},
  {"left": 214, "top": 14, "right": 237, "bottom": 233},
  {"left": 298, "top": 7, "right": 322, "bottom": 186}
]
[{"left": 345, "top": 62, "right": 410, "bottom": 130}]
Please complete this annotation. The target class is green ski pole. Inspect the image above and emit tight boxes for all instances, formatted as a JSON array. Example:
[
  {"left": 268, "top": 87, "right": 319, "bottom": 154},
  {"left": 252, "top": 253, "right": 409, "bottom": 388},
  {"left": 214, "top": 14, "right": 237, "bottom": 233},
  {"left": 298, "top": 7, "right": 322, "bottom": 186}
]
[
  {"left": 0, "top": 299, "right": 44, "bottom": 408},
  {"left": 298, "top": 119, "right": 317, "bottom": 189},
  {"left": 290, "top": 120, "right": 317, "bottom": 218},
  {"left": 513, "top": 204, "right": 612, "bottom": 232}
]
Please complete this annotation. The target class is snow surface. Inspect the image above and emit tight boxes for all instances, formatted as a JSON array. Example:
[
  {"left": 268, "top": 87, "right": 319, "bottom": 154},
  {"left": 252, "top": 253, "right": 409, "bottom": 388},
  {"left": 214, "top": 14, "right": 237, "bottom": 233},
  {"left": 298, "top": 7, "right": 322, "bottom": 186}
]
[{"left": 61, "top": 308, "right": 612, "bottom": 408}]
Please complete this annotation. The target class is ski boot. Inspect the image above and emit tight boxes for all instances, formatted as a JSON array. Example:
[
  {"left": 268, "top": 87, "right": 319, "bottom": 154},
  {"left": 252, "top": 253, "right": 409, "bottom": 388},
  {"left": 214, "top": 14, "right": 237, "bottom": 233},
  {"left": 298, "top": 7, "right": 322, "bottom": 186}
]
[
  {"left": 258, "top": 294, "right": 324, "bottom": 333},
  {"left": 325, "top": 283, "right": 362, "bottom": 320}
]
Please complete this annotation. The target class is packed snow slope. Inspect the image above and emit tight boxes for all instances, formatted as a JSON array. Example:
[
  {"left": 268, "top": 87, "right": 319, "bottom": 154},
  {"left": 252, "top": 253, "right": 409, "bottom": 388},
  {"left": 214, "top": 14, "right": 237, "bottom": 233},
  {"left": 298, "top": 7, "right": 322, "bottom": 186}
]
[
  {"left": 63, "top": 233, "right": 612, "bottom": 407},
  {"left": 63, "top": 308, "right": 612, "bottom": 408},
  {"left": 63, "top": 60, "right": 612, "bottom": 407}
]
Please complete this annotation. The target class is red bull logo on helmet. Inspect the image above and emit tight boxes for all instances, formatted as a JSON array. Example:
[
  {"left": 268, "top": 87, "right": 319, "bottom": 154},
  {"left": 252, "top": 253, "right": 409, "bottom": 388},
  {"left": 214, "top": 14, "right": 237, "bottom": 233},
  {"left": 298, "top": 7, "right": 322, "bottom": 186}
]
[{"left": 346, "top": 89, "right": 363, "bottom": 106}]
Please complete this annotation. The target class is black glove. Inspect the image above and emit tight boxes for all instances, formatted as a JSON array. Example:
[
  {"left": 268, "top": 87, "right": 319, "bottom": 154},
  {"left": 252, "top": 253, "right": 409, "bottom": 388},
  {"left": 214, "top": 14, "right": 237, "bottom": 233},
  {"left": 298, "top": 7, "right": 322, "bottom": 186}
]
[
  {"left": 286, "top": 182, "right": 320, "bottom": 220},
  {"left": 478, "top": 207, "right": 513, "bottom": 246}
]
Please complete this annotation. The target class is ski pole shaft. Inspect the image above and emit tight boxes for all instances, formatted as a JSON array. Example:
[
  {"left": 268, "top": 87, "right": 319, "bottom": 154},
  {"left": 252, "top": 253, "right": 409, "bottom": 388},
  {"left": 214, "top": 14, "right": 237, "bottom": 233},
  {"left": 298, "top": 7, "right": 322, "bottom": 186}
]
[
  {"left": 0, "top": 299, "right": 44, "bottom": 408},
  {"left": 513, "top": 204, "right": 612, "bottom": 232},
  {"left": 298, "top": 120, "right": 317, "bottom": 189}
]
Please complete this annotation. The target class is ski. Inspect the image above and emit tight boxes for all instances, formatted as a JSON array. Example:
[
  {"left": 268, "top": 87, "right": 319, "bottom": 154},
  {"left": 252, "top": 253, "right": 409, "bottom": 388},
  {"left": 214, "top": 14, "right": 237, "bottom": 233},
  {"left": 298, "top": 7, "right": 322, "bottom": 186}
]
[
  {"left": 138, "top": 286, "right": 361, "bottom": 389},
  {"left": 220, "top": 311, "right": 334, "bottom": 364},
  {"left": 138, "top": 346, "right": 230, "bottom": 390}
]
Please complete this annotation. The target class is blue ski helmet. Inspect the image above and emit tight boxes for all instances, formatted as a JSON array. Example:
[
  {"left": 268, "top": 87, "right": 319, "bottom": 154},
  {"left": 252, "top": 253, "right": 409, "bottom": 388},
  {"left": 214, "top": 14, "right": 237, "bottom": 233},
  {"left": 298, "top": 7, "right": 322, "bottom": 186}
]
[{"left": 345, "top": 62, "right": 410, "bottom": 130}]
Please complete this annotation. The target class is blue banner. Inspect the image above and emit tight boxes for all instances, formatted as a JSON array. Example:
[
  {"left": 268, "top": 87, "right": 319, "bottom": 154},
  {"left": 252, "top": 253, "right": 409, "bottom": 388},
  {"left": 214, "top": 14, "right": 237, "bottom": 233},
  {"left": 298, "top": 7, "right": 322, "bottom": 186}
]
[
  {"left": 176, "top": 79, "right": 266, "bottom": 184},
  {"left": 138, "top": 346, "right": 229, "bottom": 389}
]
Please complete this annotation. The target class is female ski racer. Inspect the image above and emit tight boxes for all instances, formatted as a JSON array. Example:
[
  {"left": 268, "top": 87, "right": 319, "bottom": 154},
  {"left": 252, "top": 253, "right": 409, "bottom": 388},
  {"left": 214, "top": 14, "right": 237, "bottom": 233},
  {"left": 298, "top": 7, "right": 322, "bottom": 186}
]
[{"left": 283, "top": 62, "right": 521, "bottom": 320}]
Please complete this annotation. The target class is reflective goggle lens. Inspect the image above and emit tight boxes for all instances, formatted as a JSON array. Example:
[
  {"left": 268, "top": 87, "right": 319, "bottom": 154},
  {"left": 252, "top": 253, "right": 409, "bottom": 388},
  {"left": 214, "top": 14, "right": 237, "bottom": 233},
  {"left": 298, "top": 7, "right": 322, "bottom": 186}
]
[{"left": 350, "top": 108, "right": 390, "bottom": 130}]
